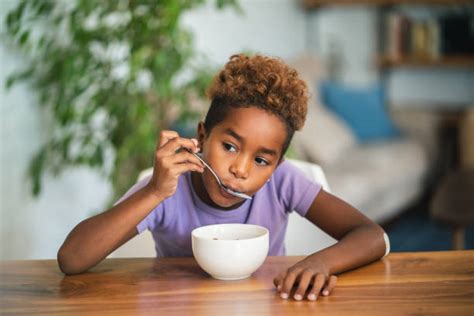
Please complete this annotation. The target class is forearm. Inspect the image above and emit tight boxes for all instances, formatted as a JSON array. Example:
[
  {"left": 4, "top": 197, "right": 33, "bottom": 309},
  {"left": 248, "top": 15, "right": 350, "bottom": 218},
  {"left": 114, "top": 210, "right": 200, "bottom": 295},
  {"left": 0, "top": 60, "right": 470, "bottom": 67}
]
[
  {"left": 57, "top": 186, "right": 163, "bottom": 274},
  {"left": 308, "top": 224, "right": 387, "bottom": 276}
]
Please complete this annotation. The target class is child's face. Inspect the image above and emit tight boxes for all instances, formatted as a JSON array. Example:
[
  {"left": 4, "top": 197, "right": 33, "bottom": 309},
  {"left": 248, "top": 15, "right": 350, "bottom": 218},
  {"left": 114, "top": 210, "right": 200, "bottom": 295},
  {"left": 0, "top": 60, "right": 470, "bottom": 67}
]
[{"left": 196, "top": 106, "right": 288, "bottom": 208}]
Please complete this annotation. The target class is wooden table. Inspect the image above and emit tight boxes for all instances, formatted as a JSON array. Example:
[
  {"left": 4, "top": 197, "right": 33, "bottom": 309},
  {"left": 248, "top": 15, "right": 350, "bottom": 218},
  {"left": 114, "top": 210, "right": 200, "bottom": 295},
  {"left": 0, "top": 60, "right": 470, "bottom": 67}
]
[{"left": 1, "top": 251, "right": 473, "bottom": 315}]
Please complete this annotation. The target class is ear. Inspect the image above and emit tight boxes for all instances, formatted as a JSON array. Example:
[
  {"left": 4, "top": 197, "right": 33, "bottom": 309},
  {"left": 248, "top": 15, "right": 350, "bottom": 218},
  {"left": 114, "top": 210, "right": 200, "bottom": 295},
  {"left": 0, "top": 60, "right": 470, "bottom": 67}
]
[{"left": 197, "top": 121, "right": 207, "bottom": 151}]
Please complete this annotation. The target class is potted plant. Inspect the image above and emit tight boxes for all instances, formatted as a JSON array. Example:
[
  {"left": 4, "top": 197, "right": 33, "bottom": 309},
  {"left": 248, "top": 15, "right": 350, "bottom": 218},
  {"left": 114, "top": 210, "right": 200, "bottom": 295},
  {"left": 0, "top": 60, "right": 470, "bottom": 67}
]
[{"left": 4, "top": 0, "right": 239, "bottom": 201}]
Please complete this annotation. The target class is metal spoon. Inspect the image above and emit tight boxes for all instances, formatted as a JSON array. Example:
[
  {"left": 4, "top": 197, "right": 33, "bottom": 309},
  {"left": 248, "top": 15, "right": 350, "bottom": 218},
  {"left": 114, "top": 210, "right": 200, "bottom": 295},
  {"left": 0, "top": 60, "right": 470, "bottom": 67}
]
[{"left": 183, "top": 148, "right": 252, "bottom": 200}]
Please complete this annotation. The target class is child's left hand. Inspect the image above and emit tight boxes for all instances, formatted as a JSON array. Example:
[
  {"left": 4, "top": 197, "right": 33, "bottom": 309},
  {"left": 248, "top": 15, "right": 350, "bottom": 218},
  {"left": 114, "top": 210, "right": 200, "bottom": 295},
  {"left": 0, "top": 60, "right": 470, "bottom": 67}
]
[{"left": 273, "top": 256, "right": 337, "bottom": 301}]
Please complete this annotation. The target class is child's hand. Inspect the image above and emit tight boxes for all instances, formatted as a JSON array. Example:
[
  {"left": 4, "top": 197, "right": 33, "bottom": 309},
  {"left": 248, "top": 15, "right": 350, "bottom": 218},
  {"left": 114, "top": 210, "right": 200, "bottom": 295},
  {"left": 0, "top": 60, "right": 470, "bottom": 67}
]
[
  {"left": 273, "top": 257, "right": 337, "bottom": 301},
  {"left": 145, "top": 130, "right": 204, "bottom": 199}
]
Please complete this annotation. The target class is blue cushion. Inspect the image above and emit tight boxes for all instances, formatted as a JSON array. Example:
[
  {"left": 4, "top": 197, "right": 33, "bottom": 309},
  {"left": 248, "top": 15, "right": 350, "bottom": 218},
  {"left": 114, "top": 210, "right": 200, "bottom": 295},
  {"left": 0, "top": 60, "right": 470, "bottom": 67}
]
[{"left": 320, "top": 81, "right": 400, "bottom": 142}]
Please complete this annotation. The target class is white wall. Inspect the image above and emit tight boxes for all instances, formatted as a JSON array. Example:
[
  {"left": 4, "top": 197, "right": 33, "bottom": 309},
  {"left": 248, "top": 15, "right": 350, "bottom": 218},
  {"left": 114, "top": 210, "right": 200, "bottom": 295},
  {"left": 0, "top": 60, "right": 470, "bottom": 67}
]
[
  {"left": 183, "top": 0, "right": 307, "bottom": 64},
  {"left": 0, "top": 0, "right": 307, "bottom": 260},
  {"left": 0, "top": 0, "right": 113, "bottom": 260},
  {"left": 307, "top": 6, "right": 474, "bottom": 106},
  {"left": 310, "top": 7, "right": 379, "bottom": 86}
]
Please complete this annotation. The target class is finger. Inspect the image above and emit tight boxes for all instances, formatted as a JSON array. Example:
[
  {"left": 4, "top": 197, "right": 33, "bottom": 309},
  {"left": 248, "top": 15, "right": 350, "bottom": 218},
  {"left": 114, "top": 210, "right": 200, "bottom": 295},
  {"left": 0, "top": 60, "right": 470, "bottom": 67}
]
[
  {"left": 307, "top": 273, "right": 325, "bottom": 301},
  {"left": 293, "top": 269, "right": 314, "bottom": 301},
  {"left": 280, "top": 268, "right": 302, "bottom": 299},
  {"left": 172, "top": 162, "right": 205, "bottom": 176},
  {"left": 273, "top": 272, "right": 286, "bottom": 292},
  {"left": 321, "top": 275, "right": 337, "bottom": 296},
  {"left": 170, "top": 150, "right": 205, "bottom": 169},
  {"left": 160, "top": 137, "right": 199, "bottom": 156},
  {"left": 158, "top": 130, "right": 179, "bottom": 148}
]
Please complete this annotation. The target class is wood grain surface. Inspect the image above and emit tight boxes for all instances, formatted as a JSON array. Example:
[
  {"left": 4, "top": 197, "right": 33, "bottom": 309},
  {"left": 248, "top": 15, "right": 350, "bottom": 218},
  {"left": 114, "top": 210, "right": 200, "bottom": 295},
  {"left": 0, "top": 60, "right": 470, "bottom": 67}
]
[{"left": 1, "top": 251, "right": 473, "bottom": 315}]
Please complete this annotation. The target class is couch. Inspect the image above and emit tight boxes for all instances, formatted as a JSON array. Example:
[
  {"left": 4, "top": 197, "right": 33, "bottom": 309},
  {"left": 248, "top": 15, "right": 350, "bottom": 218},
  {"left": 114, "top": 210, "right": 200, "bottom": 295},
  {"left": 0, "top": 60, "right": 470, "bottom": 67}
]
[{"left": 289, "top": 54, "right": 438, "bottom": 225}]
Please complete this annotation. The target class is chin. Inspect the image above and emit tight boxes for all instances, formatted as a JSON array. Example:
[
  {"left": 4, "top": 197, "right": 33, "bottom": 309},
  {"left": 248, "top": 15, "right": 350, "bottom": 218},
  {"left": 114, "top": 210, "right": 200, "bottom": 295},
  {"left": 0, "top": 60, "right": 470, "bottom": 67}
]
[
  {"left": 211, "top": 195, "right": 240, "bottom": 208},
  {"left": 209, "top": 187, "right": 244, "bottom": 209},
  {"left": 200, "top": 177, "right": 237, "bottom": 208}
]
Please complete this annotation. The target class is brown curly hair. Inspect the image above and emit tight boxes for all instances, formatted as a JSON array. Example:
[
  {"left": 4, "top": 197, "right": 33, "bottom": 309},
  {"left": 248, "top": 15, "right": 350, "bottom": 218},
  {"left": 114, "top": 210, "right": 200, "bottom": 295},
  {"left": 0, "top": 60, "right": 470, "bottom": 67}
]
[{"left": 204, "top": 54, "right": 309, "bottom": 156}]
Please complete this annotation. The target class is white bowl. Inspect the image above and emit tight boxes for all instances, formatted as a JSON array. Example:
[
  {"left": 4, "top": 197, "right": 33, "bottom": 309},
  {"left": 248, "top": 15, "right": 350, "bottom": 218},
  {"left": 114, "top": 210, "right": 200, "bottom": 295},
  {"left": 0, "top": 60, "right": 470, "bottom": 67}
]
[{"left": 192, "top": 224, "right": 269, "bottom": 280}]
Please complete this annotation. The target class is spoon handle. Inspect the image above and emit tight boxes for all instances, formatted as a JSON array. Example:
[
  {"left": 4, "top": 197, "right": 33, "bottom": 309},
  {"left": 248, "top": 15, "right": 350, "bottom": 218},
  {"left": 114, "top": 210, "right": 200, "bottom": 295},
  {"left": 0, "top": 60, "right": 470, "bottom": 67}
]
[{"left": 183, "top": 148, "right": 223, "bottom": 187}]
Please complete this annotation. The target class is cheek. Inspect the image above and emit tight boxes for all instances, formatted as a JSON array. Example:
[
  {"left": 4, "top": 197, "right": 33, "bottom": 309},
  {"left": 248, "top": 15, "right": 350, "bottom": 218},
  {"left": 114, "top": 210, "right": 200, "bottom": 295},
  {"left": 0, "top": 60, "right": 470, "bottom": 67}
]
[
  {"left": 201, "top": 170, "right": 217, "bottom": 191},
  {"left": 251, "top": 173, "right": 272, "bottom": 190}
]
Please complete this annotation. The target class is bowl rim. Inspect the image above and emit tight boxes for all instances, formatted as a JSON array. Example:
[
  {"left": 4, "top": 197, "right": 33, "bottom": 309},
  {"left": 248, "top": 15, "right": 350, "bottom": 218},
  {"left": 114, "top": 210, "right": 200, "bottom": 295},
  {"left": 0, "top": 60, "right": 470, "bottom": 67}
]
[{"left": 191, "top": 223, "right": 269, "bottom": 242}]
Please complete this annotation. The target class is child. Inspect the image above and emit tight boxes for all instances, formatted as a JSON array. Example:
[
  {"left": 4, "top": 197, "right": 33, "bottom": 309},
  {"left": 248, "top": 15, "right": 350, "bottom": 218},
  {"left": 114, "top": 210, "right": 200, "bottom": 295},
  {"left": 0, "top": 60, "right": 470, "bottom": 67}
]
[{"left": 58, "top": 54, "right": 388, "bottom": 301}]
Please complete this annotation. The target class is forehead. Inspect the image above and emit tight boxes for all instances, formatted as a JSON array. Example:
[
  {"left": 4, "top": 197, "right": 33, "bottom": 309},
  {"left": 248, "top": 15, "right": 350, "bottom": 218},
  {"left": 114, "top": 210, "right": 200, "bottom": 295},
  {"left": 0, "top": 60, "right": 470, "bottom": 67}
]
[{"left": 211, "top": 106, "right": 288, "bottom": 153}]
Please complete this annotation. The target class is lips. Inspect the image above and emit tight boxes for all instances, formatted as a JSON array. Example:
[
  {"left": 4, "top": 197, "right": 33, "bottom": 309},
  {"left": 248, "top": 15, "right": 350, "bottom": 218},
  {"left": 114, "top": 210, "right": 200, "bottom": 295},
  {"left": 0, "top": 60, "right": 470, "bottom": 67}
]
[
  {"left": 223, "top": 183, "right": 245, "bottom": 194},
  {"left": 219, "top": 186, "right": 236, "bottom": 199}
]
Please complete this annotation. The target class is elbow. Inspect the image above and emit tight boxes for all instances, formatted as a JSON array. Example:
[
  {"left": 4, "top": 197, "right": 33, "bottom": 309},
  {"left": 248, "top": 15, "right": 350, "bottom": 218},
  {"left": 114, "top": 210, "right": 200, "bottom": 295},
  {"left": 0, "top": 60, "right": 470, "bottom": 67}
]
[
  {"left": 57, "top": 246, "right": 86, "bottom": 275},
  {"left": 356, "top": 223, "right": 389, "bottom": 259}
]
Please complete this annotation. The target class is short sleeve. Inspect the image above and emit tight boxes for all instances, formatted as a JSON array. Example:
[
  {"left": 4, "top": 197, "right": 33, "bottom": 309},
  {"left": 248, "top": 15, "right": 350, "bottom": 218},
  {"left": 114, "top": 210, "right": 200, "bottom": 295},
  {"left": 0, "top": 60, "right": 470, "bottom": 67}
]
[
  {"left": 113, "top": 175, "right": 164, "bottom": 234},
  {"left": 136, "top": 204, "right": 163, "bottom": 234},
  {"left": 274, "top": 161, "right": 322, "bottom": 217}
]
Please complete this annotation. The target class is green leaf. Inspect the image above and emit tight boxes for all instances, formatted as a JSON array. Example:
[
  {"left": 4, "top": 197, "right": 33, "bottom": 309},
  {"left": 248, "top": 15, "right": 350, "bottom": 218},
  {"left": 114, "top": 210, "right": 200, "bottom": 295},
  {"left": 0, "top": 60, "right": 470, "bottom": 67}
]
[
  {"left": 5, "top": 68, "right": 34, "bottom": 89},
  {"left": 4, "top": 0, "right": 240, "bottom": 199},
  {"left": 19, "top": 31, "right": 29, "bottom": 45},
  {"left": 28, "top": 148, "right": 46, "bottom": 196},
  {"left": 91, "top": 145, "right": 104, "bottom": 166}
]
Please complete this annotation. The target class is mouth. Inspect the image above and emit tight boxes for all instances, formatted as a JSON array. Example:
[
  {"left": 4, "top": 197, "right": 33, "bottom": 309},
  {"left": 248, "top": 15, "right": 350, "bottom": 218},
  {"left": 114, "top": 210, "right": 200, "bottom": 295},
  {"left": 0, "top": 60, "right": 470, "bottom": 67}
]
[
  {"left": 219, "top": 186, "right": 239, "bottom": 199},
  {"left": 222, "top": 183, "right": 245, "bottom": 194}
]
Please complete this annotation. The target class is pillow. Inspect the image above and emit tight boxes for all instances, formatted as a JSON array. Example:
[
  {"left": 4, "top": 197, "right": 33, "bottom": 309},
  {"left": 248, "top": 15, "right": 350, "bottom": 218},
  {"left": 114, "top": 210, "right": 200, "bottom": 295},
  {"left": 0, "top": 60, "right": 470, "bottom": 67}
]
[
  {"left": 320, "top": 81, "right": 400, "bottom": 142},
  {"left": 292, "top": 101, "right": 356, "bottom": 167}
]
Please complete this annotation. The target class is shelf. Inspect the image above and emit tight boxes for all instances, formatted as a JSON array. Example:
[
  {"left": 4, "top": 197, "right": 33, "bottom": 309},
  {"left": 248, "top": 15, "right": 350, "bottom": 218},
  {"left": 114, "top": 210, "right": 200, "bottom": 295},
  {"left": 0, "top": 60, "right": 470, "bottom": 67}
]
[
  {"left": 303, "top": 0, "right": 474, "bottom": 8},
  {"left": 378, "top": 55, "right": 474, "bottom": 68}
]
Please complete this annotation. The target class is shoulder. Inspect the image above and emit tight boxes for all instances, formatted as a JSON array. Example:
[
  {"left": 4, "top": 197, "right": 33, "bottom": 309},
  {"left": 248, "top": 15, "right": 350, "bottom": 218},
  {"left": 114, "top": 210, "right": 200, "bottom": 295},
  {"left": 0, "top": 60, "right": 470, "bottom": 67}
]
[
  {"left": 272, "top": 159, "right": 314, "bottom": 184},
  {"left": 268, "top": 159, "right": 322, "bottom": 214},
  {"left": 114, "top": 172, "right": 191, "bottom": 207}
]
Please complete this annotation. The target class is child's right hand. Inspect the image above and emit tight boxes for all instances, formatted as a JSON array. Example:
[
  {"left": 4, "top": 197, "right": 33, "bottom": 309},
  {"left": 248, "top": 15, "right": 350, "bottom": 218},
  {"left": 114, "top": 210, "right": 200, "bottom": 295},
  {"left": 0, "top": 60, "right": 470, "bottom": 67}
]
[{"left": 145, "top": 130, "right": 204, "bottom": 200}]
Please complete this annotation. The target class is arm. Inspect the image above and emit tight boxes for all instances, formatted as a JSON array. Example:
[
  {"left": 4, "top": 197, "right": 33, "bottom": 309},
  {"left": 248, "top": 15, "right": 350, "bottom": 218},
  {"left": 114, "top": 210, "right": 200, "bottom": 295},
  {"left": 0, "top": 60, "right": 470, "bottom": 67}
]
[
  {"left": 57, "top": 131, "right": 204, "bottom": 275},
  {"left": 274, "top": 189, "right": 387, "bottom": 301},
  {"left": 57, "top": 186, "right": 161, "bottom": 275},
  {"left": 303, "top": 189, "right": 387, "bottom": 275}
]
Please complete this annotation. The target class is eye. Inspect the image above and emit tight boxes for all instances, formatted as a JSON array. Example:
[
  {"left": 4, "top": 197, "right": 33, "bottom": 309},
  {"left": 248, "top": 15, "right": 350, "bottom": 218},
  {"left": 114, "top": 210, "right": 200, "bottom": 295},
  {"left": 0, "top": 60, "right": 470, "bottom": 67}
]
[
  {"left": 223, "top": 142, "right": 237, "bottom": 152},
  {"left": 255, "top": 157, "right": 269, "bottom": 166}
]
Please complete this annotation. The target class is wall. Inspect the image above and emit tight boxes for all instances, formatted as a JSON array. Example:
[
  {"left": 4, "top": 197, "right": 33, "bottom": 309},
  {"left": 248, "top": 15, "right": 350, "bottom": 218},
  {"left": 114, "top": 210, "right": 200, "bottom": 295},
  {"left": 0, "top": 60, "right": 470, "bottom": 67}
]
[
  {"left": 183, "top": 0, "right": 307, "bottom": 64},
  {"left": 0, "top": 0, "right": 306, "bottom": 260},
  {"left": 307, "top": 6, "right": 474, "bottom": 107}
]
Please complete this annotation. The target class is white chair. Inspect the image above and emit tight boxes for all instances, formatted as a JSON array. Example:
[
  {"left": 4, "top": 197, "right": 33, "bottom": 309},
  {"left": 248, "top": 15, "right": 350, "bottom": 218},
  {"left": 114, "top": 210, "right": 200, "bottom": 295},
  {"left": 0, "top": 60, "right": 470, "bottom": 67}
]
[
  {"left": 110, "top": 159, "right": 336, "bottom": 257},
  {"left": 284, "top": 159, "right": 337, "bottom": 255},
  {"left": 108, "top": 167, "right": 156, "bottom": 258}
]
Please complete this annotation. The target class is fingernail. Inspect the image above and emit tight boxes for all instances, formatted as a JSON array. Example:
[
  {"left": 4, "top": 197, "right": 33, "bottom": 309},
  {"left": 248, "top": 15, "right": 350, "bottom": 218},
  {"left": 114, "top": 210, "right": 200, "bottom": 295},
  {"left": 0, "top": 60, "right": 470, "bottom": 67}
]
[
  {"left": 294, "top": 294, "right": 302, "bottom": 301},
  {"left": 323, "top": 290, "right": 329, "bottom": 296},
  {"left": 308, "top": 293, "right": 316, "bottom": 301},
  {"left": 277, "top": 285, "right": 281, "bottom": 291},
  {"left": 280, "top": 293, "right": 288, "bottom": 299}
]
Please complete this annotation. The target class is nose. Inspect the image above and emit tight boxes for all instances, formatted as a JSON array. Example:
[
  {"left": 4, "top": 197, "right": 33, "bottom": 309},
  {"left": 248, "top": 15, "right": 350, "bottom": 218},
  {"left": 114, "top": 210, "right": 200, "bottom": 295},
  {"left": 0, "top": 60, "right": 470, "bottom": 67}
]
[{"left": 229, "top": 155, "right": 251, "bottom": 180}]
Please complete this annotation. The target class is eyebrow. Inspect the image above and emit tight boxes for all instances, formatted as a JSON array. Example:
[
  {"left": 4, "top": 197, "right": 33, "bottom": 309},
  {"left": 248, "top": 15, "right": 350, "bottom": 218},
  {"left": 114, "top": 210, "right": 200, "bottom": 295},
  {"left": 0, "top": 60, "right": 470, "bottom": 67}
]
[{"left": 224, "top": 128, "right": 278, "bottom": 157}]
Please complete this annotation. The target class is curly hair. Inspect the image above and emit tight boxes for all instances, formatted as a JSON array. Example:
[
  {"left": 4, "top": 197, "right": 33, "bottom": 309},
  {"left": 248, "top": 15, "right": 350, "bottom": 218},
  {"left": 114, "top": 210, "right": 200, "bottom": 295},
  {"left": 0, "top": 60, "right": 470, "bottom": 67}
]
[{"left": 204, "top": 54, "right": 309, "bottom": 156}]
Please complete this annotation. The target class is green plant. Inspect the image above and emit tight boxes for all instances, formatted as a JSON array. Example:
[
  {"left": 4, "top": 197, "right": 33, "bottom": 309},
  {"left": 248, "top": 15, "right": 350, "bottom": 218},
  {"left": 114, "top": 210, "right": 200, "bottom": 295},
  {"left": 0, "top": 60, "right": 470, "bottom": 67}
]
[{"left": 4, "top": 0, "right": 239, "bottom": 201}]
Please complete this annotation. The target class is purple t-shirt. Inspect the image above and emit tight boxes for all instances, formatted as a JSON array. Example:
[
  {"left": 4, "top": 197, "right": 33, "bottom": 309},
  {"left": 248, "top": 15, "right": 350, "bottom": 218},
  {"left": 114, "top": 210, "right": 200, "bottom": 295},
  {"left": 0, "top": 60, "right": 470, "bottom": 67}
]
[{"left": 118, "top": 160, "right": 321, "bottom": 257}]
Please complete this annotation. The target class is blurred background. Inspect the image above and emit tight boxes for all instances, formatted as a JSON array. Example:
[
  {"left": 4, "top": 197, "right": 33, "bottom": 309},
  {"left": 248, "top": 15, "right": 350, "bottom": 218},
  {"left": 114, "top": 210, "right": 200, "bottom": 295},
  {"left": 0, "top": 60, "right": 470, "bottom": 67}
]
[{"left": 1, "top": 0, "right": 473, "bottom": 260}]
